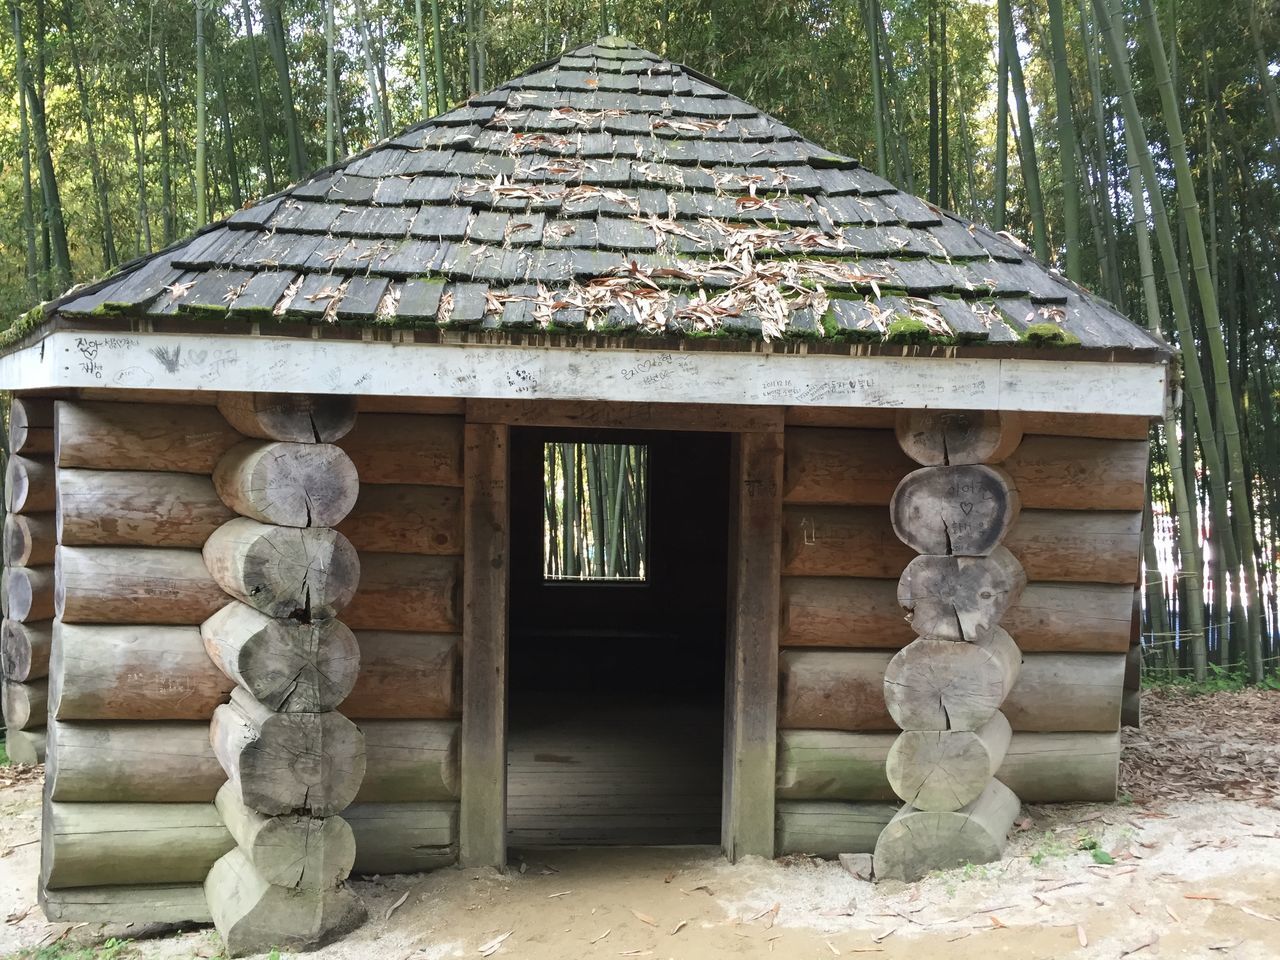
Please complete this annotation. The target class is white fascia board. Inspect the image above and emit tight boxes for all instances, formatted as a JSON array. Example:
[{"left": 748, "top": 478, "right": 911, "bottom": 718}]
[{"left": 0, "top": 331, "right": 1168, "bottom": 417}]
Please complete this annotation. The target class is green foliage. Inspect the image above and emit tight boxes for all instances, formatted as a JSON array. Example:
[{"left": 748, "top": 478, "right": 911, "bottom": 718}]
[
  {"left": 1021, "top": 322, "right": 1081, "bottom": 346},
  {"left": 884, "top": 316, "right": 934, "bottom": 344},
  {"left": 1028, "top": 831, "right": 1072, "bottom": 866},
  {"left": 7, "top": 938, "right": 131, "bottom": 960},
  {"left": 0, "top": 739, "right": 9, "bottom": 766},
  {"left": 1144, "top": 663, "right": 1280, "bottom": 693}
]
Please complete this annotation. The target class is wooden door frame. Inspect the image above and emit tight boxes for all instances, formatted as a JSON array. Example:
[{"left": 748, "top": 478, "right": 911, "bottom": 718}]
[{"left": 459, "top": 403, "right": 782, "bottom": 867}]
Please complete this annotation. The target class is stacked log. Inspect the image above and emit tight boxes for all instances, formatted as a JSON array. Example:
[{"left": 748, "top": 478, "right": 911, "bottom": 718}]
[
  {"left": 775, "top": 416, "right": 1145, "bottom": 858},
  {"left": 3, "top": 398, "right": 55, "bottom": 765},
  {"left": 200, "top": 393, "right": 368, "bottom": 956},
  {"left": 334, "top": 411, "right": 464, "bottom": 873},
  {"left": 39, "top": 397, "right": 245, "bottom": 924},
  {"left": 869, "top": 410, "right": 1025, "bottom": 881}
]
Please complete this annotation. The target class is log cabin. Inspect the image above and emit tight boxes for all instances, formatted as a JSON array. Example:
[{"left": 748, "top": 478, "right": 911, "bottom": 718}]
[{"left": 0, "top": 36, "right": 1170, "bottom": 956}]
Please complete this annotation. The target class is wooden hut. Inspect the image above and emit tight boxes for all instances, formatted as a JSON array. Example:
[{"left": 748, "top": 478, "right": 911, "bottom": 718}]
[{"left": 0, "top": 37, "right": 1169, "bottom": 956}]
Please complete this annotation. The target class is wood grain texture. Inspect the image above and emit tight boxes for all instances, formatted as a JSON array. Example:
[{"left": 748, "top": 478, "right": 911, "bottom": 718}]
[
  {"left": 782, "top": 506, "right": 914, "bottom": 578},
  {"left": 204, "top": 847, "right": 365, "bottom": 957},
  {"left": 341, "top": 553, "right": 460, "bottom": 632},
  {"left": 201, "top": 602, "right": 360, "bottom": 713},
  {"left": 56, "top": 546, "right": 227, "bottom": 626},
  {"left": 1004, "top": 436, "right": 1149, "bottom": 511},
  {"left": 895, "top": 410, "right": 1022, "bottom": 466},
  {"left": 995, "top": 731, "right": 1120, "bottom": 802},
  {"left": 4, "top": 565, "right": 55, "bottom": 622},
  {"left": 43, "top": 801, "right": 233, "bottom": 889},
  {"left": 213, "top": 441, "right": 359, "bottom": 527},
  {"left": 1004, "top": 583, "right": 1134, "bottom": 652},
  {"left": 1, "top": 618, "right": 52, "bottom": 682},
  {"left": 40, "top": 884, "right": 211, "bottom": 924},
  {"left": 2, "top": 678, "right": 47, "bottom": 730},
  {"left": 55, "top": 400, "right": 241, "bottom": 473},
  {"left": 776, "top": 731, "right": 898, "bottom": 802},
  {"left": 780, "top": 577, "right": 915, "bottom": 649},
  {"left": 47, "top": 719, "right": 227, "bottom": 802},
  {"left": 5, "top": 455, "right": 55, "bottom": 514},
  {"left": 775, "top": 801, "right": 898, "bottom": 856},
  {"left": 339, "top": 632, "right": 460, "bottom": 719},
  {"left": 216, "top": 393, "right": 357, "bottom": 443},
  {"left": 50, "top": 622, "right": 234, "bottom": 720},
  {"left": 778, "top": 650, "right": 896, "bottom": 732},
  {"left": 9, "top": 396, "right": 55, "bottom": 454},
  {"left": 1001, "top": 653, "right": 1125, "bottom": 732},
  {"left": 355, "top": 720, "right": 460, "bottom": 803},
  {"left": 202, "top": 518, "right": 359, "bottom": 620},
  {"left": 210, "top": 688, "right": 366, "bottom": 817},
  {"left": 885, "top": 711, "right": 1012, "bottom": 811},
  {"left": 724, "top": 431, "right": 783, "bottom": 860},
  {"left": 1004, "top": 509, "right": 1142, "bottom": 584},
  {"left": 345, "top": 802, "right": 459, "bottom": 875},
  {"left": 872, "top": 778, "right": 1020, "bottom": 881},
  {"left": 890, "top": 464, "right": 1021, "bottom": 556},
  {"left": 883, "top": 629, "right": 1021, "bottom": 731},
  {"left": 56, "top": 469, "right": 235, "bottom": 548},
  {"left": 338, "top": 413, "right": 463, "bottom": 485},
  {"left": 897, "top": 548, "right": 1026, "bottom": 642},
  {"left": 782, "top": 428, "right": 916, "bottom": 505},
  {"left": 215, "top": 783, "right": 355, "bottom": 890},
  {"left": 4, "top": 513, "right": 56, "bottom": 566},
  {"left": 335, "top": 484, "right": 463, "bottom": 555},
  {"left": 460, "top": 421, "right": 508, "bottom": 867}
]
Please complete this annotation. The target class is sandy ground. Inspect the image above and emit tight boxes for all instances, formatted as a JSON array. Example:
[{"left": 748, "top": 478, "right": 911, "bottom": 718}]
[
  {"left": 2, "top": 690, "right": 1279, "bottom": 959},
  {"left": 4, "top": 786, "right": 1279, "bottom": 959}
]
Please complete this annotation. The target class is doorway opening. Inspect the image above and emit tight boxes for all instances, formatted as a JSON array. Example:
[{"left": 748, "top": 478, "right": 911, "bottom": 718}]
[{"left": 506, "top": 428, "right": 731, "bottom": 847}]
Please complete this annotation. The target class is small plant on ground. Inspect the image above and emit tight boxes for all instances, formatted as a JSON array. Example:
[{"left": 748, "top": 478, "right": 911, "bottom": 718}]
[{"left": 8, "top": 938, "right": 131, "bottom": 960}]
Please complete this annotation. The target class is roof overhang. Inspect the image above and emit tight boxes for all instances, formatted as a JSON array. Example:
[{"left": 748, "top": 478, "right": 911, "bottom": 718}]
[{"left": 0, "top": 330, "right": 1168, "bottom": 417}]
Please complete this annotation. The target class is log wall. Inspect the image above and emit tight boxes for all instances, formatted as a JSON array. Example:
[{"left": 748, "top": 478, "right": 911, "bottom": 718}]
[
  {"left": 775, "top": 412, "right": 1148, "bottom": 864},
  {"left": 4, "top": 398, "right": 55, "bottom": 766},
  {"left": 39, "top": 395, "right": 242, "bottom": 924},
  {"left": 334, "top": 407, "right": 464, "bottom": 875}
]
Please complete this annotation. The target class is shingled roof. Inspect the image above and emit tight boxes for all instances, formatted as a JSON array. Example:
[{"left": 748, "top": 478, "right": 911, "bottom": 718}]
[{"left": 33, "top": 36, "right": 1166, "bottom": 356}]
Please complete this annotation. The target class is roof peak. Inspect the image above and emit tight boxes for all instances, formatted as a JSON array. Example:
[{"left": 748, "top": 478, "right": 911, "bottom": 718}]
[{"left": 18, "top": 33, "right": 1167, "bottom": 359}]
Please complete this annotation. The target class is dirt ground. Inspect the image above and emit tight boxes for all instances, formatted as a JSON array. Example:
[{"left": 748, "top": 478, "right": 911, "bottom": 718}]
[{"left": 2, "top": 688, "right": 1279, "bottom": 960}]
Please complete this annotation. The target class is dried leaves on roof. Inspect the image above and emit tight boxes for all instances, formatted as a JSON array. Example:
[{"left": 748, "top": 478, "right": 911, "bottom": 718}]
[{"left": 49, "top": 36, "right": 1166, "bottom": 355}]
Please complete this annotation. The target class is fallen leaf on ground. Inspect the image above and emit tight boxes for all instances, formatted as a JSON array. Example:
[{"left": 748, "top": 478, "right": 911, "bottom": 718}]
[
  {"left": 589, "top": 928, "right": 611, "bottom": 944},
  {"left": 1076, "top": 924, "right": 1087, "bottom": 946},
  {"left": 385, "top": 891, "right": 410, "bottom": 921},
  {"left": 547, "top": 890, "right": 572, "bottom": 899},
  {"left": 669, "top": 919, "right": 688, "bottom": 936},
  {"left": 1119, "top": 932, "right": 1159, "bottom": 957},
  {"left": 1233, "top": 904, "right": 1280, "bottom": 922},
  {"left": 1165, "top": 904, "right": 1181, "bottom": 922},
  {"left": 478, "top": 931, "right": 512, "bottom": 956},
  {"left": 631, "top": 910, "right": 657, "bottom": 926}
]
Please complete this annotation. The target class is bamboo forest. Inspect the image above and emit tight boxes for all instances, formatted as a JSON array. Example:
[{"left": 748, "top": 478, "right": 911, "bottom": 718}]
[{"left": 0, "top": 0, "right": 1277, "bottom": 683}]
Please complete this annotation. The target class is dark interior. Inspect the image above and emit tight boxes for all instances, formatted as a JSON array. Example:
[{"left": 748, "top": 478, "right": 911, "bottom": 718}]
[{"left": 506, "top": 427, "right": 731, "bottom": 847}]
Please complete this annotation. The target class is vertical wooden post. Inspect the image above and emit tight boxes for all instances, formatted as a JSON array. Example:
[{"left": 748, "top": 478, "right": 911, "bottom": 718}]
[
  {"left": 460, "top": 421, "right": 509, "bottom": 867},
  {"left": 722, "top": 431, "right": 783, "bottom": 861}
]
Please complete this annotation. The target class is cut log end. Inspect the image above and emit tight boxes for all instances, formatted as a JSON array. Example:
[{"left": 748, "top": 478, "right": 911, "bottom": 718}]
[
  {"left": 890, "top": 465, "right": 1021, "bottom": 557},
  {"left": 218, "top": 393, "right": 358, "bottom": 444},
  {"left": 873, "top": 779, "right": 1022, "bottom": 882},
  {"left": 885, "top": 712, "right": 1012, "bottom": 811},
  {"left": 202, "top": 519, "right": 360, "bottom": 621},
  {"left": 895, "top": 410, "right": 1023, "bottom": 466},
  {"left": 213, "top": 441, "right": 359, "bottom": 528},
  {"left": 897, "top": 548, "right": 1026, "bottom": 642},
  {"left": 883, "top": 630, "right": 1022, "bottom": 731},
  {"left": 202, "top": 602, "right": 361, "bottom": 713}
]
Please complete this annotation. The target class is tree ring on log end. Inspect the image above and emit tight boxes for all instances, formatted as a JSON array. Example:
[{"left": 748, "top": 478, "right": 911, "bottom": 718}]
[
  {"left": 895, "top": 410, "right": 1023, "bottom": 466},
  {"left": 890, "top": 465, "right": 1020, "bottom": 556},
  {"left": 897, "top": 547, "right": 1027, "bottom": 641}
]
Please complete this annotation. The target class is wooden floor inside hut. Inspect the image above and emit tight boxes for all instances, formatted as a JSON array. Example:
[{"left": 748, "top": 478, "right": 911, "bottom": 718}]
[{"left": 506, "top": 695, "right": 723, "bottom": 847}]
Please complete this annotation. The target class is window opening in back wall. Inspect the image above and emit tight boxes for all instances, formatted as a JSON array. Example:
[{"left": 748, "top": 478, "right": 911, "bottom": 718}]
[{"left": 543, "top": 442, "right": 648, "bottom": 581}]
